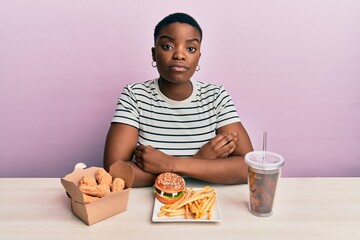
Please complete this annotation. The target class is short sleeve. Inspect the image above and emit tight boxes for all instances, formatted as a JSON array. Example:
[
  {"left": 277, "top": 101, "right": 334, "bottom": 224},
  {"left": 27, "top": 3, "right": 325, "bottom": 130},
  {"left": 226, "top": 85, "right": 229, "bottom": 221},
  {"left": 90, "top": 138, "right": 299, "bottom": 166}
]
[
  {"left": 111, "top": 85, "right": 140, "bottom": 129},
  {"left": 215, "top": 86, "right": 241, "bottom": 129}
]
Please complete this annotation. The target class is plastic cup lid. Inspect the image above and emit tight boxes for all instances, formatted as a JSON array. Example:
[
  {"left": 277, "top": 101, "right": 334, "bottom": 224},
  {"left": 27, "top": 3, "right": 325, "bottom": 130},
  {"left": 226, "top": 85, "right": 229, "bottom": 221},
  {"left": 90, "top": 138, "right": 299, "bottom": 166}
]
[{"left": 245, "top": 151, "right": 284, "bottom": 171}]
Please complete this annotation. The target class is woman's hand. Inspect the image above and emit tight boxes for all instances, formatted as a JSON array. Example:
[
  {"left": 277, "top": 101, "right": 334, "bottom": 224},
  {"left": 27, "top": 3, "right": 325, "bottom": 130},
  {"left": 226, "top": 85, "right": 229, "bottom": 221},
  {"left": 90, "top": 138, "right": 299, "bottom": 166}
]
[
  {"left": 134, "top": 145, "right": 175, "bottom": 174},
  {"left": 194, "top": 132, "right": 238, "bottom": 159}
]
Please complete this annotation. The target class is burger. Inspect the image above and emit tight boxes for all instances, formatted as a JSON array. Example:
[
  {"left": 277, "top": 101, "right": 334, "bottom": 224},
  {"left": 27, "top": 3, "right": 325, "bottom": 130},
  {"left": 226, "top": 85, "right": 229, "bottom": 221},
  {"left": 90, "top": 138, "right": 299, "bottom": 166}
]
[{"left": 154, "top": 172, "right": 186, "bottom": 204}]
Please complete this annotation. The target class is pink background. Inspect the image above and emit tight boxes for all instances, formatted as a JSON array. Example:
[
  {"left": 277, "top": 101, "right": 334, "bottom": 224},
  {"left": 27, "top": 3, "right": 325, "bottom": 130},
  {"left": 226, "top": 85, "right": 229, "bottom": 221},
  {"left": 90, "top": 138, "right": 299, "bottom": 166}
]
[{"left": 1, "top": 1, "right": 359, "bottom": 177}]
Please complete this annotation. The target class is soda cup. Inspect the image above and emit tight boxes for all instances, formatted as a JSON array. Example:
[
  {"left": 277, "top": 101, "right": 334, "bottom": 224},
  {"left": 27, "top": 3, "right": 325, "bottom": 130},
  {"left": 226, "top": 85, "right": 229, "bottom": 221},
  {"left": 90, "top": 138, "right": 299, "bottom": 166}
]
[{"left": 244, "top": 151, "right": 285, "bottom": 217}]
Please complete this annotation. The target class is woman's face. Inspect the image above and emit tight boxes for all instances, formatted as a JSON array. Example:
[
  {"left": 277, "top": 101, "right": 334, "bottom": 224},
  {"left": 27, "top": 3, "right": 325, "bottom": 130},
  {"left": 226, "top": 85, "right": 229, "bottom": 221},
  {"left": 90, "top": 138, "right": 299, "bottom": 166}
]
[{"left": 152, "top": 22, "right": 201, "bottom": 84}]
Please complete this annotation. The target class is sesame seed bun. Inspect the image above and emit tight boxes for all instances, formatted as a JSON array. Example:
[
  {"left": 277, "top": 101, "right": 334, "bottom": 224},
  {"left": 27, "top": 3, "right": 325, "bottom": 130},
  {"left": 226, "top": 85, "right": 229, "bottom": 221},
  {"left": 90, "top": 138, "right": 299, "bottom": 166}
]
[{"left": 154, "top": 172, "right": 185, "bottom": 193}]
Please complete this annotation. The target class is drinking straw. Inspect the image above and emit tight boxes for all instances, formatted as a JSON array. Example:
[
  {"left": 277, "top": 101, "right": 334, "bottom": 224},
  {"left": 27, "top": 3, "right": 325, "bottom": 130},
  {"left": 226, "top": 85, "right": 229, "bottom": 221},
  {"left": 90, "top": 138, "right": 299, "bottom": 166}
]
[{"left": 262, "top": 131, "right": 267, "bottom": 160}]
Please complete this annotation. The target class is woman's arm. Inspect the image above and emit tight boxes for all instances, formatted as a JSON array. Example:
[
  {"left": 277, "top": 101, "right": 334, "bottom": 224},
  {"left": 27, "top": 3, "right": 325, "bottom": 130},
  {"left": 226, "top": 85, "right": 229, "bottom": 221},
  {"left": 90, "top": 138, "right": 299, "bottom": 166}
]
[
  {"left": 103, "top": 123, "right": 157, "bottom": 187},
  {"left": 134, "top": 122, "right": 253, "bottom": 184},
  {"left": 178, "top": 121, "right": 253, "bottom": 184}
]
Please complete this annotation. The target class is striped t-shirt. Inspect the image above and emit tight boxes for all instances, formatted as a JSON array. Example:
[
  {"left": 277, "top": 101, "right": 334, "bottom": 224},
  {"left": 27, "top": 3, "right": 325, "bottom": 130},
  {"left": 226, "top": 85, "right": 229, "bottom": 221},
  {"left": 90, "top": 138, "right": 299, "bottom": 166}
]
[{"left": 111, "top": 78, "right": 240, "bottom": 157}]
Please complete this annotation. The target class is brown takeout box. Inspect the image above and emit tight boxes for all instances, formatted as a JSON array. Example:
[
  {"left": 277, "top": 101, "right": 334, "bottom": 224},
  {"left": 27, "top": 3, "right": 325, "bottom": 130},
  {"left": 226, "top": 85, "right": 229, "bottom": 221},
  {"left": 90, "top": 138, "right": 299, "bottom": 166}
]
[{"left": 61, "top": 161, "right": 134, "bottom": 225}]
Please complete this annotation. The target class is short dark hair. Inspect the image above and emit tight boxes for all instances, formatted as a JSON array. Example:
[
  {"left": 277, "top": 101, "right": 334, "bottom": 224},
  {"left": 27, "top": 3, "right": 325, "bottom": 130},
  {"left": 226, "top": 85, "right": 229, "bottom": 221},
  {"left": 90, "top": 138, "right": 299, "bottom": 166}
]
[{"left": 154, "top": 13, "right": 203, "bottom": 44}]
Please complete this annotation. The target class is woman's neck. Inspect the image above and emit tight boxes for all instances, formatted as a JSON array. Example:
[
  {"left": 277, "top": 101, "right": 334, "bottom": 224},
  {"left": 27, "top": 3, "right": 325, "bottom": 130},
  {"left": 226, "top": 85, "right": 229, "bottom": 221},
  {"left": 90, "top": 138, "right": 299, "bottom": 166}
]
[{"left": 158, "top": 77, "right": 193, "bottom": 101}]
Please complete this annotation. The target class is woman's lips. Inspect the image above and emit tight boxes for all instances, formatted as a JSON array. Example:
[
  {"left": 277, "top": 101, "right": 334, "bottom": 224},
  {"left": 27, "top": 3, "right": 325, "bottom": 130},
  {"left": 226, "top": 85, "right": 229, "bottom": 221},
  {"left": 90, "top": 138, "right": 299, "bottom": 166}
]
[{"left": 169, "top": 65, "right": 189, "bottom": 72}]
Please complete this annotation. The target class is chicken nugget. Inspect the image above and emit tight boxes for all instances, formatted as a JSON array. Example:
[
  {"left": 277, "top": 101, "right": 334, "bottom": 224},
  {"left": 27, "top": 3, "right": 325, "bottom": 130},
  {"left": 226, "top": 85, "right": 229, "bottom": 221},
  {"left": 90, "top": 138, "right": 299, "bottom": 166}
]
[
  {"left": 95, "top": 168, "right": 112, "bottom": 186},
  {"left": 111, "top": 178, "right": 125, "bottom": 192},
  {"left": 83, "top": 194, "right": 100, "bottom": 204},
  {"left": 79, "top": 184, "right": 110, "bottom": 198},
  {"left": 79, "top": 175, "right": 97, "bottom": 187}
]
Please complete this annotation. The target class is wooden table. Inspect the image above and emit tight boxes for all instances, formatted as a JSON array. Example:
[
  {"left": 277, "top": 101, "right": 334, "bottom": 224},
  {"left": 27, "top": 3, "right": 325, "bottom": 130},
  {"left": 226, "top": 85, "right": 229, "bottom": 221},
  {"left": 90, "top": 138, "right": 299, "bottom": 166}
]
[{"left": 0, "top": 178, "right": 359, "bottom": 240}]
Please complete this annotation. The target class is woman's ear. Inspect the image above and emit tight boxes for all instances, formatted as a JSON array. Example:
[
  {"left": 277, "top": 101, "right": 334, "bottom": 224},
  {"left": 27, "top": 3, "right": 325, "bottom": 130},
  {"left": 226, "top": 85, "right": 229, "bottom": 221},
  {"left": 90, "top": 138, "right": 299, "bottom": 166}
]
[{"left": 151, "top": 47, "right": 156, "bottom": 61}]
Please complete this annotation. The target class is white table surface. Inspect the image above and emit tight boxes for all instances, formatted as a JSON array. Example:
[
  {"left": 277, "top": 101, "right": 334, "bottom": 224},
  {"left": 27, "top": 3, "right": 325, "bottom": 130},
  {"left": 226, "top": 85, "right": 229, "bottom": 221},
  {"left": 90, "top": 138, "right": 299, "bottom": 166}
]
[{"left": 0, "top": 177, "right": 359, "bottom": 240}]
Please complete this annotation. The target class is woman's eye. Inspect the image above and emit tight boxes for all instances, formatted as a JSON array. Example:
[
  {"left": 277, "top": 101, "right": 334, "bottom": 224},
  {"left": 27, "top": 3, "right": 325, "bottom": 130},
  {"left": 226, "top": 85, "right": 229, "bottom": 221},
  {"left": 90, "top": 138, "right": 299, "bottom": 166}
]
[
  {"left": 161, "top": 44, "right": 173, "bottom": 50},
  {"left": 187, "top": 47, "right": 197, "bottom": 53}
]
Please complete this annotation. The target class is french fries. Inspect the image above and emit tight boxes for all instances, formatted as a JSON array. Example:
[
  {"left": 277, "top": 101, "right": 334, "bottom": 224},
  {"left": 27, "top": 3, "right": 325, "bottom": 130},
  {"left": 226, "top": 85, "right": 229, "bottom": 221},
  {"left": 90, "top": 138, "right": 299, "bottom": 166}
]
[{"left": 157, "top": 186, "right": 217, "bottom": 220}]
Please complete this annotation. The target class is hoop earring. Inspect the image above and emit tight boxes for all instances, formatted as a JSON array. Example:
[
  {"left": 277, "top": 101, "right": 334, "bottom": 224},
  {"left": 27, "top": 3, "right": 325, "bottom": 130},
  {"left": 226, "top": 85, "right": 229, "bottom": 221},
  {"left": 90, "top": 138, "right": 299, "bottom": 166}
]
[
  {"left": 151, "top": 61, "right": 157, "bottom": 67},
  {"left": 196, "top": 65, "right": 200, "bottom": 71}
]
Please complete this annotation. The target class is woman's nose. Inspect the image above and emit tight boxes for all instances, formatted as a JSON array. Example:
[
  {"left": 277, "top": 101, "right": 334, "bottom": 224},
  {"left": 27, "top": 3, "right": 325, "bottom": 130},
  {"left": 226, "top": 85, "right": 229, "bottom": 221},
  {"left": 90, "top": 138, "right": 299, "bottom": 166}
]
[{"left": 172, "top": 48, "right": 186, "bottom": 60}]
